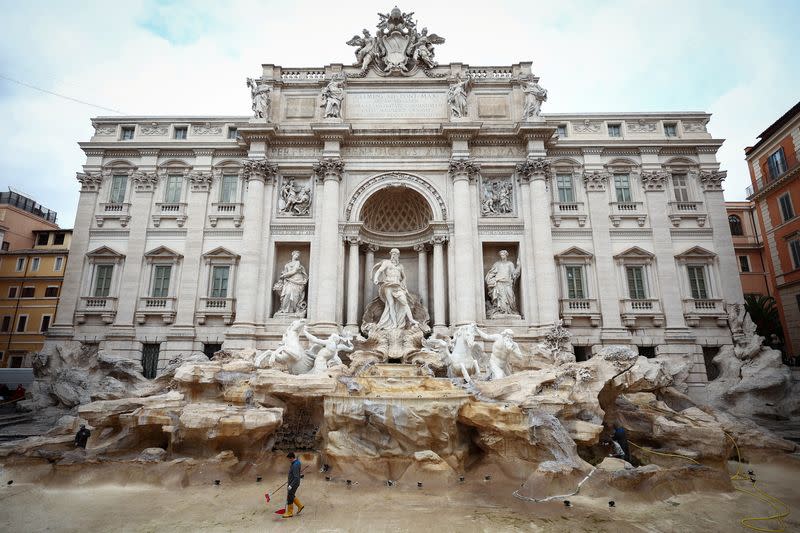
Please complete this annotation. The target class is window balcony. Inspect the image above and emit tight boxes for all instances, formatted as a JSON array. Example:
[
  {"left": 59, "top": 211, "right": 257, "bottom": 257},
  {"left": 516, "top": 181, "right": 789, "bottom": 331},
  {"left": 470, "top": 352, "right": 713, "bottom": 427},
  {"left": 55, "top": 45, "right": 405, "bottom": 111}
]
[
  {"left": 620, "top": 298, "right": 664, "bottom": 327},
  {"left": 609, "top": 202, "right": 647, "bottom": 227},
  {"left": 196, "top": 297, "right": 236, "bottom": 325},
  {"left": 551, "top": 202, "right": 588, "bottom": 227},
  {"left": 76, "top": 296, "right": 118, "bottom": 324},
  {"left": 682, "top": 298, "right": 727, "bottom": 327},
  {"left": 152, "top": 202, "right": 188, "bottom": 227},
  {"left": 96, "top": 203, "right": 131, "bottom": 227},
  {"left": 668, "top": 201, "right": 707, "bottom": 227},
  {"left": 559, "top": 298, "right": 600, "bottom": 326},
  {"left": 136, "top": 297, "right": 177, "bottom": 324},
  {"left": 209, "top": 203, "right": 243, "bottom": 228}
]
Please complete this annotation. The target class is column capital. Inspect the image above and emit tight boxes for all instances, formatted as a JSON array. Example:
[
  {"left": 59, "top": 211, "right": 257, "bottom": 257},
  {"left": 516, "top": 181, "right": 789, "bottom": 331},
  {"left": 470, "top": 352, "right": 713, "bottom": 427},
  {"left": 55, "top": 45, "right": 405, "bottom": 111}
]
[
  {"left": 344, "top": 235, "right": 361, "bottom": 246},
  {"left": 131, "top": 170, "right": 159, "bottom": 193},
  {"left": 430, "top": 235, "right": 449, "bottom": 246},
  {"left": 582, "top": 170, "right": 612, "bottom": 192},
  {"left": 241, "top": 158, "right": 278, "bottom": 183},
  {"left": 188, "top": 170, "right": 214, "bottom": 192},
  {"left": 640, "top": 169, "right": 670, "bottom": 192},
  {"left": 515, "top": 157, "right": 551, "bottom": 182},
  {"left": 363, "top": 243, "right": 380, "bottom": 253},
  {"left": 413, "top": 243, "right": 428, "bottom": 253},
  {"left": 699, "top": 169, "right": 726, "bottom": 192},
  {"left": 448, "top": 158, "right": 480, "bottom": 182},
  {"left": 313, "top": 157, "right": 345, "bottom": 183},
  {"left": 76, "top": 172, "right": 103, "bottom": 192}
]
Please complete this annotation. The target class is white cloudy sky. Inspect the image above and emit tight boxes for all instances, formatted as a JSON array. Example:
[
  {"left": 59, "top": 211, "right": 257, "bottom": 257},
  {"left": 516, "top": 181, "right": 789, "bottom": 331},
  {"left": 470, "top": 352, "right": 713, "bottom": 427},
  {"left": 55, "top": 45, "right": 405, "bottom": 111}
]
[{"left": 1, "top": 0, "right": 798, "bottom": 227}]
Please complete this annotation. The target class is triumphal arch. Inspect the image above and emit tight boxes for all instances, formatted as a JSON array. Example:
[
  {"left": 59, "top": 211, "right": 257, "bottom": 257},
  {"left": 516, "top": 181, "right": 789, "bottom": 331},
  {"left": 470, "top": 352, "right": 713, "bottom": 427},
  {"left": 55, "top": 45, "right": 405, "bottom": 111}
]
[{"left": 48, "top": 7, "right": 742, "bottom": 395}]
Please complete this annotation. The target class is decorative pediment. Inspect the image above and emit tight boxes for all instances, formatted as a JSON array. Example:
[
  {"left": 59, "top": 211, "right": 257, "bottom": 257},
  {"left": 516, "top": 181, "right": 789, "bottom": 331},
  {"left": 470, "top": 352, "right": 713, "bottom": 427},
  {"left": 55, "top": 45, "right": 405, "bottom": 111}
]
[
  {"left": 555, "top": 246, "right": 593, "bottom": 259},
  {"left": 86, "top": 245, "right": 125, "bottom": 259},
  {"left": 144, "top": 246, "right": 183, "bottom": 260},
  {"left": 675, "top": 246, "right": 716, "bottom": 260},
  {"left": 202, "top": 246, "right": 241, "bottom": 264},
  {"left": 614, "top": 246, "right": 655, "bottom": 260}
]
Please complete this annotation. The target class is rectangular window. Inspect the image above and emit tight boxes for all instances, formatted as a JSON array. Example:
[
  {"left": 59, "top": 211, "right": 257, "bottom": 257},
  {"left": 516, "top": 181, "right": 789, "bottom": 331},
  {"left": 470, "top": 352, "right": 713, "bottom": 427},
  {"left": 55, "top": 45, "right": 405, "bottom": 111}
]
[
  {"left": 614, "top": 174, "right": 632, "bottom": 202},
  {"left": 121, "top": 126, "right": 135, "bottom": 140},
  {"left": 790, "top": 239, "right": 800, "bottom": 270},
  {"left": 53, "top": 233, "right": 65, "bottom": 245},
  {"left": 228, "top": 127, "right": 238, "bottom": 140},
  {"left": 626, "top": 266, "right": 647, "bottom": 299},
  {"left": 7, "top": 286, "right": 17, "bottom": 298},
  {"left": 21, "top": 287, "right": 35, "bottom": 298},
  {"left": 778, "top": 193, "right": 795, "bottom": 222},
  {"left": 556, "top": 125, "right": 567, "bottom": 137},
  {"left": 31, "top": 257, "right": 40, "bottom": 272},
  {"left": 16, "top": 315, "right": 27, "bottom": 333},
  {"left": 608, "top": 124, "right": 622, "bottom": 137},
  {"left": 1, "top": 316, "right": 10, "bottom": 332},
  {"left": 164, "top": 175, "right": 183, "bottom": 203},
  {"left": 36, "top": 233, "right": 49, "bottom": 246},
  {"left": 44, "top": 286, "right": 59, "bottom": 298},
  {"left": 9, "top": 356, "right": 22, "bottom": 368},
  {"left": 672, "top": 174, "right": 690, "bottom": 202},
  {"left": 40, "top": 315, "right": 51, "bottom": 332},
  {"left": 54, "top": 257, "right": 63, "bottom": 271},
  {"left": 767, "top": 147, "right": 787, "bottom": 179},
  {"left": 565, "top": 266, "right": 586, "bottom": 299},
  {"left": 141, "top": 343, "right": 160, "bottom": 379},
  {"left": 1, "top": 242, "right": 8, "bottom": 251},
  {"left": 151, "top": 265, "right": 172, "bottom": 297},
  {"left": 174, "top": 126, "right": 187, "bottom": 140},
  {"left": 664, "top": 123, "right": 677, "bottom": 137},
  {"left": 739, "top": 255, "right": 751, "bottom": 273},
  {"left": 93, "top": 264, "right": 114, "bottom": 297},
  {"left": 110, "top": 175, "right": 127, "bottom": 203},
  {"left": 220, "top": 175, "right": 238, "bottom": 203},
  {"left": 687, "top": 265, "right": 709, "bottom": 299},
  {"left": 556, "top": 174, "right": 574, "bottom": 202},
  {"left": 15, "top": 257, "right": 25, "bottom": 272},
  {"left": 210, "top": 266, "right": 230, "bottom": 298}
]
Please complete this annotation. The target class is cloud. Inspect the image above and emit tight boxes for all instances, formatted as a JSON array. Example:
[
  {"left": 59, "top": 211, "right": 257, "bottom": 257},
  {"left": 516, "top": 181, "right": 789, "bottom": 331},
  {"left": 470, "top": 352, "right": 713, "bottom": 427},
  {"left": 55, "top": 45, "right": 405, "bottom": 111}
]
[{"left": 0, "top": 0, "right": 798, "bottom": 226}]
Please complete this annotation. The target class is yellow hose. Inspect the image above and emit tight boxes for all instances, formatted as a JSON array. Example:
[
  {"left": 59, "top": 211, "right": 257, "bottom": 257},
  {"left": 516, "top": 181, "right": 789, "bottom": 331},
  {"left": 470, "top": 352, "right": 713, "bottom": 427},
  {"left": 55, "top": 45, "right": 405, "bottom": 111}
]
[{"left": 628, "top": 433, "right": 790, "bottom": 532}]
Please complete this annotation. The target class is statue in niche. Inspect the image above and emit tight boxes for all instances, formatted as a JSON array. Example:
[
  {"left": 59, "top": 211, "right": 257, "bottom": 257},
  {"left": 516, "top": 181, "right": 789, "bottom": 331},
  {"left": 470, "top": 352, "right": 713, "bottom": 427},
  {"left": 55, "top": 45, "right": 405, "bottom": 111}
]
[
  {"left": 273, "top": 251, "right": 308, "bottom": 317},
  {"left": 279, "top": 178, "right": 312, "bottom": 216},
  {"left": 372, "top": 248, "right": 418, "bottom": 330},
  {"left": 485, "top": 250, "right": 521, "bottom": 318},
  {"left": 447, "top": 74, "right": 470, "bottom": 119},
  {"left": 320, "top": 74, "right": 345, "bottom": 119},
  {"left": 474, "top": 327, "right": 523, "bottom": 379},
  {"left": 522, "top": 78, "right": 547, "bottom": 120},
  {"left": 481, "top": 179, "right": 514, "bottom": 216},
  {"left": 346, "top": 29, "right": 383, "bottom": 73},
  {"left": 304, "top": 327, "right": 354, "bottom": 373},
  {"left": 246, "top": 78, "right": 271, "bottom": 120}
]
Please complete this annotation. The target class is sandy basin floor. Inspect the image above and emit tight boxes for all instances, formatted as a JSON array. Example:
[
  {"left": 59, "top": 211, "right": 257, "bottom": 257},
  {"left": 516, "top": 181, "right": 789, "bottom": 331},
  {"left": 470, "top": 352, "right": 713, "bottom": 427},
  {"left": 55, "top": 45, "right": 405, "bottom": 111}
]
[{"left": 1, "top": 460, "right": 798, "bottom": 532}]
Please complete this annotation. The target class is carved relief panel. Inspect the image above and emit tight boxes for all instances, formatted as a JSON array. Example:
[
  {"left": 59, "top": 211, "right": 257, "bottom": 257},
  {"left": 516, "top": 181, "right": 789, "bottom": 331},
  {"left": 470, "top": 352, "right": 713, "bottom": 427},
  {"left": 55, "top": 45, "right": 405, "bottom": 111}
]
[
  {"left": 277, "top": 176, "right": 314, "bottom": 217},
  {"left": 480, "top": 176, "right": 515, "bottom": 217}
]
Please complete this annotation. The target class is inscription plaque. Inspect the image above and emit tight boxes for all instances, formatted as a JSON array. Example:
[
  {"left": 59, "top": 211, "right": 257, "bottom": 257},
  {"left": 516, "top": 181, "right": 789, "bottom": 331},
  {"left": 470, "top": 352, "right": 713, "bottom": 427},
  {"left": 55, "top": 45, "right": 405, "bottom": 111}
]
[
  {"left": 285, "top": 97, "right": 317, "bottom": 119},
  {"left": 346, "top": 91, "right": 446, "bottom": 119}
]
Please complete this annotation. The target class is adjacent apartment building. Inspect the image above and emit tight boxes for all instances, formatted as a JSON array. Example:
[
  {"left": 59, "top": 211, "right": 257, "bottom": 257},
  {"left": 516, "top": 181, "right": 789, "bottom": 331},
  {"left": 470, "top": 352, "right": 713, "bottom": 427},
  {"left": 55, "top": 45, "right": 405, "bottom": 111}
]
[
  {"left": 745, "top": 100, "right": 800, "bottom": 358},
  {"left": 726, "top": 201, "right": 770, "bottom": 298},
  {"left": 0, "top": 190, "right": 59, "bottom": 251},
  {"left": 0, "top": 229, "right": 72, "bottom": 367}
]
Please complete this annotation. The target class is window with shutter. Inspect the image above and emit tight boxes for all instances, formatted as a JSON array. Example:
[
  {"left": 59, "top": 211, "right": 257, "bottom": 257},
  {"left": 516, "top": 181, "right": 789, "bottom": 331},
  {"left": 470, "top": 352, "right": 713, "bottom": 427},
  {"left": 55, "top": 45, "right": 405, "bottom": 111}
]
[
  {"left": 565, "top": 266, "right": 585, "bottom": 299},
  {"left": 211, "top": 266, "right": 229, "bottom": 297},
  {"left": 556, "top": 174, "right": 574, "bottom": 202},
  {"left": 626, "top": 266, "right": 647, "bottom": 299},
  {"left": 687, "top": 265, "right": 708, "bottom": 299},
  {"left": 614, "top": 174, "right": 632, "bottom": 202},
  {"left": 151, "top": 265, "right": 172, "bottom": 297},
  {"left": 94, "top": 265, "right": 114, "bottom": 297},
  {"left": 110, "top": 175, "right": 127, "bottom": 203}
]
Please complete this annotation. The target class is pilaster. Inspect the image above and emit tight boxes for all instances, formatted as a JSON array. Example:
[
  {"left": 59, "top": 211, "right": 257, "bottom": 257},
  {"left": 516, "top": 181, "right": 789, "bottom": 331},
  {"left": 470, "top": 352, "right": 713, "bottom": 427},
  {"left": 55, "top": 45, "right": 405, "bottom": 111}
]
[{"left": 700, "top": 170, "right": 743, "bottom": 304}]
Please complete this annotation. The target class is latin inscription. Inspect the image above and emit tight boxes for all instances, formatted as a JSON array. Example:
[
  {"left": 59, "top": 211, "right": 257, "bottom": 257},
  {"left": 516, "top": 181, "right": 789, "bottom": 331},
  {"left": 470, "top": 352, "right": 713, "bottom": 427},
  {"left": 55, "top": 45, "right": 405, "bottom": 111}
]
[{"left": 346, "top": 92, "right": 446, "bottom": 119}]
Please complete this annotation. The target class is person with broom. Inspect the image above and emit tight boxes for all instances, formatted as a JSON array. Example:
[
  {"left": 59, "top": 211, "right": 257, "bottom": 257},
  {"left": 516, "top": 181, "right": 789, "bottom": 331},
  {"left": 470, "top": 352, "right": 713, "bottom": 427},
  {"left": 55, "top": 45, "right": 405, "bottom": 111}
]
[{"left": 282, "top": 452, "right": 305, "bottom": 518}]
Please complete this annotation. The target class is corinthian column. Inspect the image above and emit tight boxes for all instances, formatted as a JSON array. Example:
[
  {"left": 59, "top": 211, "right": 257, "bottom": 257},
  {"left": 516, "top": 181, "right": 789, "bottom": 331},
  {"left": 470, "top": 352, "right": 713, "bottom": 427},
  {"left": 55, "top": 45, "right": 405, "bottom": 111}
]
[
  {"left": 363, "top": 244, "right": 378, "bottom": 304},
  {"left": 431, "top": 236, "right": 447, "bottom": 331},
  {"left": 312, "top": 157, "right": 344, "bottom": 329},
  {"left": 227, "top": 159, "right": 277, "bottom": 345},
  {"left": 345, "top": 236, "right": 361, "bottom": 331},
  {"left": 414, "top": 243, "right": 429, "bottom": 309},
  {"left": 449, "top": 158, "right": 480, "bottom": 325},
  {"left": 516, "top": 157, "right": 558, "bottom": 327}
]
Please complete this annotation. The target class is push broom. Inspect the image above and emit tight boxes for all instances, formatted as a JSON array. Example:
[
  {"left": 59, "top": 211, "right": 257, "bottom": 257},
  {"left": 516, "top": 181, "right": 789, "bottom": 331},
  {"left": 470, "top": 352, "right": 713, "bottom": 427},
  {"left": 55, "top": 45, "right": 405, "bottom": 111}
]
[{"left": 265, "top": 465, "right": 310, "bottom": 512}]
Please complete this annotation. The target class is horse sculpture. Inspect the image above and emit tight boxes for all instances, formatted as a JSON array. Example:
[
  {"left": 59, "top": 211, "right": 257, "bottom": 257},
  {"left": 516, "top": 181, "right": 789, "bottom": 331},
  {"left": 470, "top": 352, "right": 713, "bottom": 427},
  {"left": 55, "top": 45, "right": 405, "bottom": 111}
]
[
  {"left": 255, "top": 319, "right": 314, "bottom": 374},
  {"left": 422, "top": 323, "right": 482, "bottom": 382}
]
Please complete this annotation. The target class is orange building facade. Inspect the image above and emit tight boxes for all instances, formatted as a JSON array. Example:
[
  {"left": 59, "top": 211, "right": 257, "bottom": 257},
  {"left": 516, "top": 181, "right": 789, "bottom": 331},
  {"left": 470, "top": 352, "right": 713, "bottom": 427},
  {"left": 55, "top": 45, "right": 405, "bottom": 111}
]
[
  {"left": 745, "top": 101, "right": 800, "bottom": 358},
  {"left": 726, "top": 201, "right": 770, "bottom": 298}
]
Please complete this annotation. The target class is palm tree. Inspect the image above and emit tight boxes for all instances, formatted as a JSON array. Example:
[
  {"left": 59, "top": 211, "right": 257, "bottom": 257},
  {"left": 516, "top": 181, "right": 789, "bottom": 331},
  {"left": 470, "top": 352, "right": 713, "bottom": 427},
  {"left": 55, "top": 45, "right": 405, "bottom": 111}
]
[{"left": 744, "top": 294, "right": 784, "bottom": 346}]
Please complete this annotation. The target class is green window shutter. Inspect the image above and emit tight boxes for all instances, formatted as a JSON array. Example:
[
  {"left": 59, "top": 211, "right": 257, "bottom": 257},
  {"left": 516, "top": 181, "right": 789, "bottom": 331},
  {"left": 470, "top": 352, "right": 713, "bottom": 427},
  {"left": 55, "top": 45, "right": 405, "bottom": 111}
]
[
  {"left": 152, "top": 265, "right": 171, "bottom": 297},
  {"left": 94, "top": 265, "right": 113, "bottom": 297}
]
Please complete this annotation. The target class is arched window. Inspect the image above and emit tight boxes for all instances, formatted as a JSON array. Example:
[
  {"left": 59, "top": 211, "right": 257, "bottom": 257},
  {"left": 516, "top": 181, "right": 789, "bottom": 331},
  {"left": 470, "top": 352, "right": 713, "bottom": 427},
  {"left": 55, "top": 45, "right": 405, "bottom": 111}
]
[{"left": 728, "top": 214, "right": 743, "bottom": 236}]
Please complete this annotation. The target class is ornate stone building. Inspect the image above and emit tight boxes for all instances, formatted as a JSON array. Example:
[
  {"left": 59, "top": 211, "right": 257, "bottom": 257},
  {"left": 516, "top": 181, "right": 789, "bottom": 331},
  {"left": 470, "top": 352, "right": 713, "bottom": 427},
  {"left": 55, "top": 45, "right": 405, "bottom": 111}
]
[{"left": 48, "top": 9, "right": 741, "bottom": 394}]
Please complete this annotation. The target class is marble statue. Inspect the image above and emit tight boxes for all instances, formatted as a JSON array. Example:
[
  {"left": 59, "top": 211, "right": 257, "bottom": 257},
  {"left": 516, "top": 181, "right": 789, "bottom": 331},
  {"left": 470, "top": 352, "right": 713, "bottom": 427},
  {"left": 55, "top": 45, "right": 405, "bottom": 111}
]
[
  {"left": 346, "top": 29, "right": 382, "bottom": 73},
  {"left": 445, "top": 324, "right": 482, "bottom": 382},
  {"left": 320, "top": 74, "right": 345, "bottom": 118},
  {"left": 278, "top": 178, "right": 312, "bottom": 216},
  {"left": 474, "top": 327, "right": 522, "bottom": 379},
  {"left": 304, "top": 328, "right": 354, "bottom": 373},
  {"left": 521, "top": 78, "right": 547, "bottom": 120},
  {"left": 372, "top": 248, "right": 418, "bottom": 330},
  {"left": 481, "top": 179, "right": 513, "bottom": 216},
  {"left": 256, "top": 319, "right": 313, "bottom": 374},
  {"left": 447, "top": 74, "right": 470, "bottom": 119},
  {"left": 246, "top": 77, "right": 271, "bottom": 120},
  {"left": 407, "top": 27, "right": 444, "bottom": 69},
  {"left": 485, "top": 250, "right": 521, "bottom": 318},
  {"left": 273, "top": 251, "right": 308, "bottom": 317}
]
